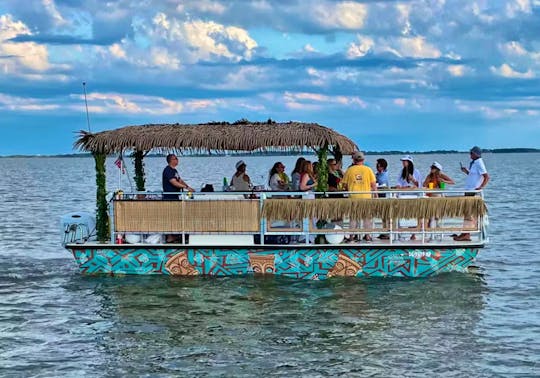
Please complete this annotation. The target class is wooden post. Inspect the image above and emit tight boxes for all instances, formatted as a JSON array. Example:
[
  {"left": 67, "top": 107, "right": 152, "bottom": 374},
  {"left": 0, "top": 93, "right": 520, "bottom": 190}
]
[
  {"left": 132, "top": 150, "right": 146, "bottom": 191},
  {"left": 316, "top": 143, "right": 329, "bottom": 192},
  {"left": 93, "top": 152, "right": 109, "bottom": 242}
]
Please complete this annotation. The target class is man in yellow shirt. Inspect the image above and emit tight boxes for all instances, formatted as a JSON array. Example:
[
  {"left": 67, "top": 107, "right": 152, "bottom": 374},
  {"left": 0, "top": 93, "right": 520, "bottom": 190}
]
[{"left": 342, "top": 151, "right": 377, "bottom": 241}]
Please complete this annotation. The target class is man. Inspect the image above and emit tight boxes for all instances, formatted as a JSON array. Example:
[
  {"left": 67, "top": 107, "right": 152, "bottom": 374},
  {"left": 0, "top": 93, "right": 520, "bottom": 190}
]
[
  {"left": 454, "top": 146, "right": 490, "bottom": 241},
  {"left": 162, "top": 154, "right": 195, "bottom": 200},
  {"left": 342, "top": 151, "right": 377, "bottom": 241},
  {"left": 375, "top": 158, "right": 390, "bottom": 239}
]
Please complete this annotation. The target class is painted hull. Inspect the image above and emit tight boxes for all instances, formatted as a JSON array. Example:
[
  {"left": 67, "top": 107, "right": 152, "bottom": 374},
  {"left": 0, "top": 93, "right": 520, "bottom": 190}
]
[{"left": 67, "top": 245, "right": 480, "bottom": 279}]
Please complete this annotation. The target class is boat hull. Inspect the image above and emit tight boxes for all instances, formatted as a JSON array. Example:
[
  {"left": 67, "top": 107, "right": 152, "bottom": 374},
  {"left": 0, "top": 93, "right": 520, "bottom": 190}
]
[{"left": 67, "top": 245, "right": 480, "bottom": 279}]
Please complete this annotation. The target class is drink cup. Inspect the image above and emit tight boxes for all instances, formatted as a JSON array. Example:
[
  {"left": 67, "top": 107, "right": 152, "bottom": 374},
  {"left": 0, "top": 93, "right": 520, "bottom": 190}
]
[
  {"left": 440, "top": 182, "right": 446, "bottom": 189},
  {"left": 428, "top": 182, "right": 434, "bottom": 189}
]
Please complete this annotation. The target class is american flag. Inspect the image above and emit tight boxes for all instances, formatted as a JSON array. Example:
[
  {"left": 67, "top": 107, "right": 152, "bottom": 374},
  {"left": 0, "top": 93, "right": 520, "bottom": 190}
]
[{"left": 114, "top": 155, "right": 126, "bottom": 174}]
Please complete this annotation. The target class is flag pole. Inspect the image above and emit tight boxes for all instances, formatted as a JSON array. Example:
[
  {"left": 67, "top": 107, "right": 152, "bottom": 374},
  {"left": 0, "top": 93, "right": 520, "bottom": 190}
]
[{"left": 82, "top": 82, "right": 91, "bottom": 132}]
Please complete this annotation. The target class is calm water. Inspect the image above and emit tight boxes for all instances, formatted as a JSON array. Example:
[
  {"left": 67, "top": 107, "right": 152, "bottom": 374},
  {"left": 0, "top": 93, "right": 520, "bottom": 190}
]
[{"left": 0, "top": 153, "right": 539, "bottom": 376}]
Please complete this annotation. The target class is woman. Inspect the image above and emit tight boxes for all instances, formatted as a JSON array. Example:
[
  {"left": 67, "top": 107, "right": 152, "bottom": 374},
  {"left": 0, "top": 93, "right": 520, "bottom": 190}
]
[
  {"left": 396, "top": 155, "right": 422, "bottom": 240},
  {"left": 299, "top": 160, "right": 317, "bottom": 191},
  {"left": 268, "top": 162, "right": 290, "bottom": 191},
  {"left": 423, "top": 161, "right": 455, "bottom": 230},
  {"left": 231, "top": 160, "right": 251, "bottom": 191},
  {"left": 290, "top": 157, "right": 305, "bottom": 191},
  {"left": 422, "top": 161, "right": 455, "bottom": 189},
  {"left": 327, "top": 158, "right": 343, "bottom": 192},
  {"left": 396, "top": 155, "right": 422, "bottom": 188}
]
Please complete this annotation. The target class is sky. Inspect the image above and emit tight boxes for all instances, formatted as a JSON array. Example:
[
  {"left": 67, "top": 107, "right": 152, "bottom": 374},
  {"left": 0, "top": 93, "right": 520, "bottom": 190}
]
[{"left": 1, "top": 0, "right": 540, "bottom": 155}]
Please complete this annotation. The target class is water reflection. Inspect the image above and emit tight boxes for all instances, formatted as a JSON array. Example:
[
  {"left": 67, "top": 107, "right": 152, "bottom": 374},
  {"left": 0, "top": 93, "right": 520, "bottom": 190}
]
[{"left": 74, "top": 274, "right": 487, "bottom": 375}]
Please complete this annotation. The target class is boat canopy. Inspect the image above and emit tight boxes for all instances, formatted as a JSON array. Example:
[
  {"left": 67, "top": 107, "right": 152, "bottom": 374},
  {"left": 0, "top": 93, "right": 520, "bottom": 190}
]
[{"left": 74, "top": 120, "right": 358, "bottom": 154}]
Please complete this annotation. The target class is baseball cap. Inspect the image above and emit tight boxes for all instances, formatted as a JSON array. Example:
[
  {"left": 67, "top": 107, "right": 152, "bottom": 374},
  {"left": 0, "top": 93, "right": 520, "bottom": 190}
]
[
  {"left": 352, "top": 151, "right": 365, "bottom": 161},
  {"left": 470, "top": 146, "right": 482, "bottom": 156},
  {"left": 400, "top": 155, "right": 413, "bottom": 163},
  {"left": 431, "top": 161, "right": 442, "bottom": 170}
]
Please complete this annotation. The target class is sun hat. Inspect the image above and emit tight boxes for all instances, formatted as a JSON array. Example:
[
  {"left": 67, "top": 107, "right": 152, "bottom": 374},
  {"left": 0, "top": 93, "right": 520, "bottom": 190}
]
[
  {"left": 352, "top": 151, "right": 365, "bottom": 161},
  {"left": 235, "top": 160, "right": 246, "bottom": 169},
  {"left": 431, "top": 161, "right": 442, "bottom": 170},
  {"left": 470, "top": 146, "right": 482, "bottom": 156},
  {"left": 400, "top": 155, "right": 413, "bottom": 163}
]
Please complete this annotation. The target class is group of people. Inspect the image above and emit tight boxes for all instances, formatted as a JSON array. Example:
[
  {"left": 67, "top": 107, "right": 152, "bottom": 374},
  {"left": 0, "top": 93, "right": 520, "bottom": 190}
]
[{"left": 162, "top": 146, "right": 489, "bottom": 242}]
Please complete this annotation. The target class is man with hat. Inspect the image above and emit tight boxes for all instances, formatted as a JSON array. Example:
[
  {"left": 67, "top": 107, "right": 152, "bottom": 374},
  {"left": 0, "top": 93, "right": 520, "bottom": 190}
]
[
  {"left": 454, "top": 146, "right": 490, "bottom": 241},
  {"left": 461, "top": 146, "right": 490, "bottom": 191},
  {"left": 342, "top": 151, "right": 377, "bottom": 242}
]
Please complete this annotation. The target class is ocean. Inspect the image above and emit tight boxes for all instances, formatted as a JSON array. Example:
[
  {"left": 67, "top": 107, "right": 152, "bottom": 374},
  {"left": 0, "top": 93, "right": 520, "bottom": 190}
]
[{"left": 0, "top": 153, "right": 538, "bottom": 376}]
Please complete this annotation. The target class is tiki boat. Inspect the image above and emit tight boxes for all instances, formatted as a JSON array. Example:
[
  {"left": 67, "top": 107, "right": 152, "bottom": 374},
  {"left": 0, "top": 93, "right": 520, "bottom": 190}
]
[{"left": 61, "top": 121, "right": 488, "bottom": 279}]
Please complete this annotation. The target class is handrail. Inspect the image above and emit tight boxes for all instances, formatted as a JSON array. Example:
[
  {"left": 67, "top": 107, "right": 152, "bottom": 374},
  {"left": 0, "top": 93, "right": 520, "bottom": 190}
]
[{"left": 108, "top": 189, "right": 487, "bottom": 246}]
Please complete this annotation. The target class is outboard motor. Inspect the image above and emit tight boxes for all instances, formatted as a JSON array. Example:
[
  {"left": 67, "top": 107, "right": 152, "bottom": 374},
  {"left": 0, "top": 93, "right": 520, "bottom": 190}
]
[{"left": 61, "top": 212, "right": 96, "bottom": 245}]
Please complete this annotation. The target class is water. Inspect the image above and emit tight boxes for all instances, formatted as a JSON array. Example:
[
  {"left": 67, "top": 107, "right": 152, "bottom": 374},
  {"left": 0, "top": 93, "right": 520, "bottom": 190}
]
[{"left": 1, "top": 153, "right": 539, "bottom": 376}]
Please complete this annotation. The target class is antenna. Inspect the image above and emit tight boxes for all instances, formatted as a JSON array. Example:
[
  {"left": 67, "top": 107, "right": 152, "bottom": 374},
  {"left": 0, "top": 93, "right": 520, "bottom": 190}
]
[{"left": 82, "top": 82, "right": 91, "bottom": 132}]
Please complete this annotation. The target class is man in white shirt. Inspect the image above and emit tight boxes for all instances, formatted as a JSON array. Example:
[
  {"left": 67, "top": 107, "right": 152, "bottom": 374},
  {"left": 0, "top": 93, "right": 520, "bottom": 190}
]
[
  {"left": 454, "top": 146, "right": 490, "bottom": 241},
  {"left": 462, "top": 146, "right": 490, "bottom": 191}
]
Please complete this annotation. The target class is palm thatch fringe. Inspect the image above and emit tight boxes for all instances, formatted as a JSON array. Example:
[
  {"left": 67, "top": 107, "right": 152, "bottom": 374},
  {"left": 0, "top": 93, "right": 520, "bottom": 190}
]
[
  {"left": 262, "top": 197, "right": 487, "bottom": 221},
  {"left": 74, "top": 121, "right": 358, "bottom": 154}
]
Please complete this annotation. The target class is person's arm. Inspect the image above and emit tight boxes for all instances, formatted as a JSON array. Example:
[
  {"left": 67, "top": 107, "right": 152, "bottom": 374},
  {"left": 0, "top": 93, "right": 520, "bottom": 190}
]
[
  {"left": 171, "top": 177, "right": 195, "bottom": 192},
  {"left": 440, "top": 173, "right": 455, "bottom": 185},
  {"left": 370, "top": 181, "right": 377, "bottom": 198},
  {"left": 422, "top": 176, "right": 430, "bottom": 188},
  {"left": 299, "top": 174, "right": 316, "bottom": 191},
  {"left": 476, "top": 173, "right": 489, "bottom": 190}
]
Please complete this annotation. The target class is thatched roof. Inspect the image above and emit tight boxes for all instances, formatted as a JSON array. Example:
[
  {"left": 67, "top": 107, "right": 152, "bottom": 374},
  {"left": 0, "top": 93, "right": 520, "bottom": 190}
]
[{"left": 74, "top": 121, "right": 358, "bottom": 154}]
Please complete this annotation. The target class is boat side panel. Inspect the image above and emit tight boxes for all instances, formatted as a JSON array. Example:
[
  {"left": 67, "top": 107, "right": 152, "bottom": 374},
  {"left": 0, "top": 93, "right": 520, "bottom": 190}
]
[{"left": 69, "top": 247, "right": 479, "bottom": 278}]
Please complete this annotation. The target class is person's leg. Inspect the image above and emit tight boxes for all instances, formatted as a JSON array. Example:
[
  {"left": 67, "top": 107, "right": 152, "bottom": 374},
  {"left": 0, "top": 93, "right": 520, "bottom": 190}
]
[{"left": 363, "top": 218, "right": 373, "bottom": 241}]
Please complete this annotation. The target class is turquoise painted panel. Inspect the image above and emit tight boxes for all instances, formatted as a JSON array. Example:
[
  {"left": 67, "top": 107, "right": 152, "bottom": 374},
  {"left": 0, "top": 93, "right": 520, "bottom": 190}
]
[{"left": 70, "top": 247, "right": 479, "bottom": 279}]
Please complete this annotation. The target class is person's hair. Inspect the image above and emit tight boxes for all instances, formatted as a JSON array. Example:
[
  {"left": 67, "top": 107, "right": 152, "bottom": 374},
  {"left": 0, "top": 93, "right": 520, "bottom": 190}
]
[
  {"left": 166, "top": 154, "right": 176, "bottom": 163},
  {"left": 292, "top": 157, "right": 305, "bottom": 175},
  {"left": 400, "top": 160, "right": 415, "bottom": 181},
  {"left": 376, "top": 158, "right": 388, "bottom": 170},
  {"left": 300, "top": 160, "right": 313, "bottom": 176},
  {"left": 268, "top": 162, "right": 282, "bottom": 185}
]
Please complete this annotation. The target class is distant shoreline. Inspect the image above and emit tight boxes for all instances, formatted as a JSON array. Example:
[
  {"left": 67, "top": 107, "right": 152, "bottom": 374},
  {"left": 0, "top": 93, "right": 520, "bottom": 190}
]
[{"left": 1, "top": 148, "right": 539, "bottom": 158}]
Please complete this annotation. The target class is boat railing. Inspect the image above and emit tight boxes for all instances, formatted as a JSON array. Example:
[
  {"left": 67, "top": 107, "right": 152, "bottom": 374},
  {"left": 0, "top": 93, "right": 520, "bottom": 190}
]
[{"left": 107, "top": 188, "right": 487, "bottom": 246}]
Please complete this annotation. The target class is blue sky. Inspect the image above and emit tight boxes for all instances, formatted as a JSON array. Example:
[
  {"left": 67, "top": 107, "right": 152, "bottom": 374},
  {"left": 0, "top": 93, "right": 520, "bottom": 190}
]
[{"left": 1, "top": 0, "right": 540, "bottom": 155}]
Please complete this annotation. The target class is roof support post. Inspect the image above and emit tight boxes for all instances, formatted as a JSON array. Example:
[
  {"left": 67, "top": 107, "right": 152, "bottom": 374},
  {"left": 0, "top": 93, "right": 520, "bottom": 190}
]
[
  {"left": 132, "top": 150, "right": 146, "bottom": 191},
  {"left": 93, "top": 152, "right": 109, "bottom": 242},
  {"left": 316, "top": 143, "right": 329, "bottom": 192}
]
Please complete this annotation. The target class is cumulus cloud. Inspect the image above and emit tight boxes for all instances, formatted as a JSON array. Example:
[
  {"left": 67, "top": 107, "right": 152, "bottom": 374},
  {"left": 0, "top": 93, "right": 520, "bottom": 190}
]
[
  {"left": 0, "top": 14, "right": 51, "bottom": 72},
  {"left": 311, "top": 1, "right": 368, "bottom": 30},
  {"left": 106, "top": 13, "right": 258, "bottom": 69},
  {"left": 490, "top": 63, "right": 535, "bottom": 78},
  {"left": 347, "top": 35, "right": 374, "bottom": 58}
]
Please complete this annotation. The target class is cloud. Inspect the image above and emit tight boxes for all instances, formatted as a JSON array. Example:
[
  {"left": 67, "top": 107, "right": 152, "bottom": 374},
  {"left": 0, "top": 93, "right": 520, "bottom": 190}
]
[
  {"left": 0, "top": 93, "right": 59, "bottom": 111},
  {"left": 0, "top": 14, "right": 51, "bottom": 72},
  {"left": 311, "top": 1, "right": 368, "bottom": 30},
  {"left": 490, "top": 63, "right": 535, "bottom": 78},
  {"left": 283, "top": 91, "right": 366, "bottom": 110},
  {"left": 448, "top": 64, "right": 466, "bottom": 77},
  {"left": 347, "top": 35, "right": 374, "bottom": 58}
]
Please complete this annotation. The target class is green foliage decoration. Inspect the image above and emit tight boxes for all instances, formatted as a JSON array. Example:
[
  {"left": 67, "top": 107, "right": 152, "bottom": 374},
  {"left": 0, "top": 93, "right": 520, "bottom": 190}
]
[
  {"left": 132, "top": 150, "right": 146, "bottom": 191},
  {"left": 93, "top": 152, "right": 109, "bottom": 242},
  {"left": 316, "top": 144, "right": 329, "bottom": 192}
]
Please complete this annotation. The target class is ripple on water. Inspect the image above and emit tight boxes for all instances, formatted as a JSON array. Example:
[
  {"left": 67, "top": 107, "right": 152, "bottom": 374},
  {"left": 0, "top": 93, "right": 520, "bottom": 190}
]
[{"left": 0, "top": 154, "right": 540, "bottom": 376}]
